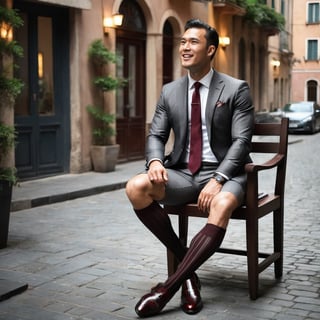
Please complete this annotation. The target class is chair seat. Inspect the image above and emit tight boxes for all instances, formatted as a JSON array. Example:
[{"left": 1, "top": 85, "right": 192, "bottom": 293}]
[{"left": 165, "top": 193, "right": 280, "bottom": 220}]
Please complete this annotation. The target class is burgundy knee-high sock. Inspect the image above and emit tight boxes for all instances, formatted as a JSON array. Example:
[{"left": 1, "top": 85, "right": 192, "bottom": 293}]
[
  {"left": 134, "top": 201, "right": 187, "bottom": 261},
  {"left": 164, "top": 223, "right": 226, "bottom": 292}
]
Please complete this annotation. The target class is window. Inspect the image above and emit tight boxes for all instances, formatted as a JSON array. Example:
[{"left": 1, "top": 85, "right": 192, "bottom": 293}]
[
  {"left": 308, "top": 2, "right": 320, "bottom": 23},
  {"left": 281, "top": 0, "right": 285, "bottom": 15},
  {"left": 307, "top": 39, "right": 318, "bottom": 60}
]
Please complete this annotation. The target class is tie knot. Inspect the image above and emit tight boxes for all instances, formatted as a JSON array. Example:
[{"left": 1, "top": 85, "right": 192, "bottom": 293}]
[{"left": 194, "top": 82, "right": 201, "bottom": 91}]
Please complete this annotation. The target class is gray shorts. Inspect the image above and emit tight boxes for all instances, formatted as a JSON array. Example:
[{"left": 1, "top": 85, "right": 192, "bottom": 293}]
[{"left": 159, "top": 165, "right": 246, "bottom": 206}]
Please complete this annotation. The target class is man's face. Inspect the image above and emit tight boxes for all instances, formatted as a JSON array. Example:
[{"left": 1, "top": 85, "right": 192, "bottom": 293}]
[{"left": 179, "top": 27, "right": 215, "bottom": 74}]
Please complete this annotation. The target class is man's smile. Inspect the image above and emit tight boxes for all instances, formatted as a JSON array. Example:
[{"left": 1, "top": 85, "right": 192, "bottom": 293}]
[{"left": 182, "top": 53, "right": 193, "bottom": 60}]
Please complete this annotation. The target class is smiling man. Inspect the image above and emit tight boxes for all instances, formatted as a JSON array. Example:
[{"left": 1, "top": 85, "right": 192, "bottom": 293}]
[{"left": 126, "top": 19, "right": 254, "bottom": 317}]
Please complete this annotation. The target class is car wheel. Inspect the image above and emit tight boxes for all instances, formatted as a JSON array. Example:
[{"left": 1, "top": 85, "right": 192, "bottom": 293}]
[{"left": 310, "top": 121, "right": 316, "bottom": 134}]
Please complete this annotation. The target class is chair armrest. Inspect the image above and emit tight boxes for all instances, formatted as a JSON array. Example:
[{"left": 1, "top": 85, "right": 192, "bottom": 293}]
[{"left": 245, "top": 154, "right": 285, "bottom": 173}]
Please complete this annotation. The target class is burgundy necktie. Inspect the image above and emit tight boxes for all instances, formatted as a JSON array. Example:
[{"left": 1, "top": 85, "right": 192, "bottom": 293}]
[{"left": 188, "top": 82, "right": 202, "bottom": 174}]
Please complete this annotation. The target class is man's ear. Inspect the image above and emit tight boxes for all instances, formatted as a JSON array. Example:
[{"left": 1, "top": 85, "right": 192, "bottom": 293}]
[{"left": 207, "top": 45, "right": 216, "bottom": 58}]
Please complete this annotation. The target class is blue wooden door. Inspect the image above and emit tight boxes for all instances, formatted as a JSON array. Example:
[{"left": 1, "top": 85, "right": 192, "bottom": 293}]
[{"left": 14, "top": 1, "right": 70, "bottom": 179}]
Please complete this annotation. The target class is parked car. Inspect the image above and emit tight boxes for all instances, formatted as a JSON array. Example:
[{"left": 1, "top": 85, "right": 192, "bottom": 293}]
[
  {"left": 281, "top": 101, "right": 320, "bottom": 133},
  {"left": 255, "top": 111, "right": 281, "bottom": 123}
]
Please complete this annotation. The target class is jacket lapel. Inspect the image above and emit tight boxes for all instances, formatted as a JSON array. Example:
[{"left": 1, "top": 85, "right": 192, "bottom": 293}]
[
  {"left": 205, "top": 71, "right": 224, "bottom": 142},
  {"left": 175, "top": 76, "right": 189, "bottom": 142}
]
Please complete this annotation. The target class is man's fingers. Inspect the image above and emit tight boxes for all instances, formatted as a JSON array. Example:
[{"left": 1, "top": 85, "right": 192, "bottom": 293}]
[{"left": 149, "top": 169, "right": 168, "bottom": 184}]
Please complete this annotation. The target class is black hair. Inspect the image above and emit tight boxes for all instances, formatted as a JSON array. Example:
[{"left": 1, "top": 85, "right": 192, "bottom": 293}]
[{"left": 184, "top": 19, "right": 219, "bottom": 59}]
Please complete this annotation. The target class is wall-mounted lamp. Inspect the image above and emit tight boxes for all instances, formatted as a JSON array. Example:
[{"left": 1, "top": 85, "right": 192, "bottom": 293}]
[
  {"left": 103, "top": 13, "right": 124, "bottom": 34},
  {"left": 271, "top": 59, "right": 281, "bottom": 68},
  {"left": 0, "top": 22, "right": 13, "bottom": 41},
  {"left": 219, "top": 36, "right": 230, "bottom": 49}
]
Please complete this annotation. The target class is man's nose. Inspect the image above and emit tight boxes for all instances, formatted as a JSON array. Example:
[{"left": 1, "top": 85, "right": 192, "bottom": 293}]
[{"left": 182, "top": 42, "right": 190, "bottom": 50}]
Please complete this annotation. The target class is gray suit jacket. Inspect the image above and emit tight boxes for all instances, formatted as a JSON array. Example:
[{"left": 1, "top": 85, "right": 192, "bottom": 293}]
[{"left": 146, "top": 70, "right": 254, "bottom": 180}]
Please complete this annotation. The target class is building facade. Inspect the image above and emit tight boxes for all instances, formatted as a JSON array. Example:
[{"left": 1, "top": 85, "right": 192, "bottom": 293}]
[
  {"left": 3, "top": 0, "right": 290, "bottom": 179},
  {"left": 291, "top": 0, "right": 320, "bottom": 104},
  {"left": 266, "top": 0, "right": 293, "bottom": 111}
]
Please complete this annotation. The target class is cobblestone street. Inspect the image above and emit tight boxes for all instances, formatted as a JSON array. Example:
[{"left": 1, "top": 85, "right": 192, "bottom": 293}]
[{"left": 0, "top": 132, "right": 319, "bottom": 319}]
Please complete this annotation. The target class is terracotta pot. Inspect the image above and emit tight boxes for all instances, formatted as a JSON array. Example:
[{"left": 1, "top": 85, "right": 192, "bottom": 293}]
[{"left": 90, "top": 144, "right": 120, "bottom": 172}]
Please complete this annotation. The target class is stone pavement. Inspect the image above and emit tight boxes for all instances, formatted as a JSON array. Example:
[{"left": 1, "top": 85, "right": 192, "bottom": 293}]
[{"left": 0, "top": 133, "right": 319, "bottom": 319}]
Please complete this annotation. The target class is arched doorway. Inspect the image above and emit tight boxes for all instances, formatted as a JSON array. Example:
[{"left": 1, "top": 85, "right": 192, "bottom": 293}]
[
  {"left": 116, "top": 0, "right": 146, "bottom": 161},
  {"left": 307, "top": 80, "right": 318, "bottom": 102}
]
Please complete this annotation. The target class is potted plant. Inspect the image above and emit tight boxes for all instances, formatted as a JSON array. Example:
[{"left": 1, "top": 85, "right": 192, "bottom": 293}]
[
  {"left": 86, "top": 104, "right": 119, "bottom": 172},
  {"left": 87, "top": 39, "right": 126, "bottom": 172},
  {"left": 0, "top": 5, "right": 23, "bottom": 248}
]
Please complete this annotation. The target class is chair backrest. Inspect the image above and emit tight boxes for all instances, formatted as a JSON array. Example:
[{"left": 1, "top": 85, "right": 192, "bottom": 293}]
[
  {"left": 250, "top": 117, "right": 289, "bottom": 197},
  {"left": 251, "top": 117, "right": 289, "bottom": 155}
]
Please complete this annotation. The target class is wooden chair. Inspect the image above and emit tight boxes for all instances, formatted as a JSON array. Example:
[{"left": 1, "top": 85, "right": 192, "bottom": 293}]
[{"left": 164, "top": 117, "right": 289, "bottom": 300}]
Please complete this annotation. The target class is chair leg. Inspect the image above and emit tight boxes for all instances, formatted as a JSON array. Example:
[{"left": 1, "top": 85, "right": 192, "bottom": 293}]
[
  {"left": 179, "top": 215, "right": 189, "bottom": 247},
  {"left": 167, "top": 214, "right": 189, "bottom": 276},
  {"left": 167, "top": 249, "right": 178, "bottom": 276},
  {"left": 246, "top": 216, "right": 259, "bottom": 300},
  {"left": 274, "top": 208, "right": 283, "bottom": 278}
]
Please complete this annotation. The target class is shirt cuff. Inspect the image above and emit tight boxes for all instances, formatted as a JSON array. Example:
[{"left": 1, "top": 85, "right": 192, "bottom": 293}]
[{"left": 146, "top": 158, "right": 163, "bottom": 169}]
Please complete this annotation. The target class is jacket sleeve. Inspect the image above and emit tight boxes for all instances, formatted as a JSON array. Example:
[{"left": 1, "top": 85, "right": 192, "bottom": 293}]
[
  {"left": 212, "top": 81, "right": 254, "bottom": 178},
  {"left": 145, "top": 89, "right": 171, "bottom": 167}
]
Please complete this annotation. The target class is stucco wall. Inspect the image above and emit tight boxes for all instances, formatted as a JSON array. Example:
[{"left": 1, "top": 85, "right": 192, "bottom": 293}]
[
  {"left": 69, "top": 1, "right": 105, "bottom": 172},
  {"left": 291, "top": 0, "right": 320, "bottom": 104}
]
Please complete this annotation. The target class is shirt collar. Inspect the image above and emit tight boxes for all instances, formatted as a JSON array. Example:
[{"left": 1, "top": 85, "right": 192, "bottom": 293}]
[{"left": 188, "top": 68, "right": 214, "bottom": 90}]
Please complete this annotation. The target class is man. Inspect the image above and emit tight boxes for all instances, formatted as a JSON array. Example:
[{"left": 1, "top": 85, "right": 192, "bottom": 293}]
[{"left": 126, "top": 19, "right": 254, "bottom": 317}]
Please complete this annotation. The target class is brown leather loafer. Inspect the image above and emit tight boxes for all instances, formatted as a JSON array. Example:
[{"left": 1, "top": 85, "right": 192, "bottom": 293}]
[
  {"left": 180, "top": 274, "right": 203, "bottom": 314},
  {"left": 135, "top": 283, "right": 175, "bottom": 318}
]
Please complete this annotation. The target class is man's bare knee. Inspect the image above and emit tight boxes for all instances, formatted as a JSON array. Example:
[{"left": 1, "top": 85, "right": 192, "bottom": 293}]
[
  {"left": 126, "top": 174, "right": 165, "bottom": 209},
  {"left": 212, "top": 192, "right": 238, "bottom": 211},
  {"left": 208, "top": 192, "right": 239, "bottom": 228},
  {"left": 126, "top": 174, "right": 150, "bottom": 201}
]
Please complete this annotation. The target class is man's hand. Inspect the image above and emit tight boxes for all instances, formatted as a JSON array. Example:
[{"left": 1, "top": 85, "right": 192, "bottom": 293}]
[
  {"left": 197, "top": 178, "right": 222, "bottom": 212},
  {"left": 148, "top": 160, "right": 168, "bottom": 184}
]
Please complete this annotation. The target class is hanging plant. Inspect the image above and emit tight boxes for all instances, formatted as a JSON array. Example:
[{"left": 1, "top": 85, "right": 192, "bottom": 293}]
[
  {"left": 244, "top": 1, "right": 285, "bottom": 31},
  {"left": 0, "top": 75, "right": 24, "bottom": 104},
  {"left": 0, "top": 122, "right": 16, "bottom": 160},
  {"left": 0, "top": 5, "right": 24, "bottom": 185},
  {"left": 0, "top": 6, "right": 24, "bottom": 107}
]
